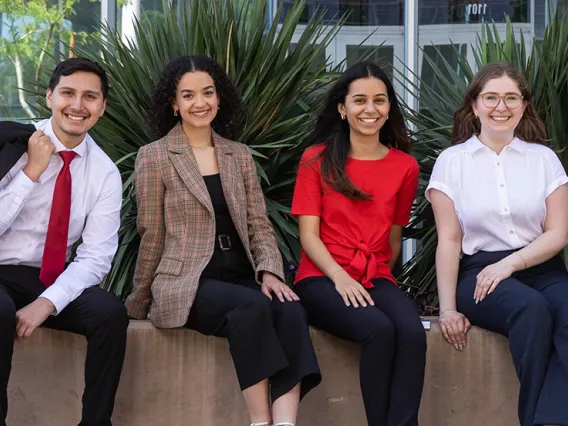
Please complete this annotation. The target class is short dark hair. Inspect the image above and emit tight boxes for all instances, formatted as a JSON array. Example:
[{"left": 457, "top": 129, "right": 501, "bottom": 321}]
[
  {"left": 148, "top": 55, "right": 242, "bottom": 139},
  {"left": 47, "top": 58, "right": 109, "bottom": 99}
]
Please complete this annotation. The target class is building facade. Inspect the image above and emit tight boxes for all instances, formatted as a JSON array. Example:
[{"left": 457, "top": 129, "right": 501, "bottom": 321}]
[{"left": 0, "top": 0, "right": 560, "bottom": 121}]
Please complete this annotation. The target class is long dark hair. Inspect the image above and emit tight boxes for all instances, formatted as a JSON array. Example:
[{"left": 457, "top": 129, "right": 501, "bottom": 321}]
[
  {"left": 147, "top": 55, "right": 242, "bottom": 139},
  {"left": 452, "top": 61, "right": 547, "bottom": 145},
  {"left": 311, "top": 62, "right": 410, "bottom": 200}
]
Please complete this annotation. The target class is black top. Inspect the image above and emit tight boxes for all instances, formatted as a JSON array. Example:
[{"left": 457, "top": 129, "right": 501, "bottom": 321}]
[{"left": 201, "top": 174, "right": 254, "bottom": 282}]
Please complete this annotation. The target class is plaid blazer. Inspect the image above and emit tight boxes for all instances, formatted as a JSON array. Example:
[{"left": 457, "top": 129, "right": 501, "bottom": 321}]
[{"left": 125, "top": 124, "right": 284, "bottom": 328}]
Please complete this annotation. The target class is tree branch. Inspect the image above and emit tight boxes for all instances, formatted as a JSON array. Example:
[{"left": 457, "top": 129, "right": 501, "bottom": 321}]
[
  {"left": 8, "top": 54, "right": 36, "bottom": 119},
  {"left": 14, "top": 28, "right": 40, "bottom": 42},
  {"left": 36, "top": 23, "right": 57, "bottom": 82}
]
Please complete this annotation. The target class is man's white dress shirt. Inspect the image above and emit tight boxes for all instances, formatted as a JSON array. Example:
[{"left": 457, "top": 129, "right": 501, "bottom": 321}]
[
  {"left": 426, "top": 135, "right": 568, "bottom": 255},
  {"left": 0, "top": 118, "right": 122, "bottom": 313}
]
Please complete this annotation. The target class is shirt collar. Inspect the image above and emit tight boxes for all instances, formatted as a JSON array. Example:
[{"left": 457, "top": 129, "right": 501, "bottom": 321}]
[
  {"left": 464, "top": 135, "right": 486, "bottom": 153},
  {"left": 464, "top": 134, "right": 526, "bottom": 154},
  {"left": 507, "top": 137, "right": 526, "bottom": 153},
  {"left": 44, "top": 117, "right": 88, "bottom": 158}
]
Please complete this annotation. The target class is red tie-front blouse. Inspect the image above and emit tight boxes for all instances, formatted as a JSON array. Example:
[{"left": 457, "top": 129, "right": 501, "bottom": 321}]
[{"left": 291, "top": 144, "right": 419, "bottom": 288}]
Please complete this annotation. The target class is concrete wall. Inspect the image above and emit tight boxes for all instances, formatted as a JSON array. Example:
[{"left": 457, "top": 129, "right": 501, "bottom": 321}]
[{"left": 8, "top": 318, "right": 519, "bottom": 426}]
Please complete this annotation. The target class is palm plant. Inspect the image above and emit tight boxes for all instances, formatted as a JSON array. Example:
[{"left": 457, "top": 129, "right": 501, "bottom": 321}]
[
  {"left": 398, "top": 10, "right": 568, "bottom": 305},
  {"left": 36, "top": 0, "right": 344, "bottom": 298}
]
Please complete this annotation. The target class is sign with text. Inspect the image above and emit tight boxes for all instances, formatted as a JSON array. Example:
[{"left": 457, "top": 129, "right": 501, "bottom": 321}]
[{"left": 420, "top": 0, "right": 530, "bottom": 25}]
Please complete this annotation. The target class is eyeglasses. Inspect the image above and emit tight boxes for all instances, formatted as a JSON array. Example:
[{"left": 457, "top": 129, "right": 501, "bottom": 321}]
[{"left": 477, "top": 92, "right": 524, "bottom": 109}]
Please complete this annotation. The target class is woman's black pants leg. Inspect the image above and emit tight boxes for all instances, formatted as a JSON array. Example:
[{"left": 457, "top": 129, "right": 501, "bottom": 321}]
[
  {"left": 186, "top": 277, "right": 321, "bottom": 402},
  {"left": 457, "top": 251, "right": 568, "bottom": 426},
  {"left": 370, "top": 280, "right": 426, "bottom": 426},
  {"left": 295, "top": 277, "right": 426, "bottom": 426}
]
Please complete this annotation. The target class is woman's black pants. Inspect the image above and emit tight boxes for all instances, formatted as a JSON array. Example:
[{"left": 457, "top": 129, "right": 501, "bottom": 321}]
[
  {"left": 186, "top": 276, "right": 321, "bottom": 402},
  {"left": 295, "top": 277, "right": 426, "bottom": 426}
]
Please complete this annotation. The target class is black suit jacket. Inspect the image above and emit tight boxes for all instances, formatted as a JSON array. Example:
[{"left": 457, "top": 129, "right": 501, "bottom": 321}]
[{"left": 0, "top": 121, "right": 35, "bottom": 180}]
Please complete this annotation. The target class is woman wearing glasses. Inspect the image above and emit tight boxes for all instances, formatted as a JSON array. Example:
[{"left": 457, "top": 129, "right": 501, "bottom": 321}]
[{"left": 427, "top": 61, "right": 568, "bottom": 426}]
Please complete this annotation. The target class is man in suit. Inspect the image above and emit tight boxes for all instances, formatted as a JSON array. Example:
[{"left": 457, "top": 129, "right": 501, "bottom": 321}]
[{"left": 0, "top": 58, "right": 128, "bottom": 426}]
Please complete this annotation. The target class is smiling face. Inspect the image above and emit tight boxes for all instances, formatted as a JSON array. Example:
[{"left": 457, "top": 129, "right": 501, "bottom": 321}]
[
  {"left": 172, "top": 71, "right": 219, "bottom": 130},
  {"left": 46, "top": 71, "right": 106, "bottom": 145},
  {"left": 472, "top": 75, "right": 527, "bottom": 140},
  {"left": 338, "top": 77, "right": 390, "bottom": 138}
]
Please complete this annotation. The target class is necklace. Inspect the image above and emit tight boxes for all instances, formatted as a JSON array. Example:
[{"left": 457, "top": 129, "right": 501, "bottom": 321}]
[{"left": 189, "top": 142, "right": 214, "bottom": 150}]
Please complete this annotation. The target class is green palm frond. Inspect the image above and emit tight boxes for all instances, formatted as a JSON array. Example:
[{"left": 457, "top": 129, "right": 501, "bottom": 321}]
[{"left": 35, "top": 0, "right": 345, "bottom": 298}]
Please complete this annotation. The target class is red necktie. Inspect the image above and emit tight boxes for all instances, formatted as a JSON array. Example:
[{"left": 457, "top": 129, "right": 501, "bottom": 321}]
[{"left": 39, "top": 151, "right": 77, "bottom": 287}]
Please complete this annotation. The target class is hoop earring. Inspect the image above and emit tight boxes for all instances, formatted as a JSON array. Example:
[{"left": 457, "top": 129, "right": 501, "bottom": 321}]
[{"left": 340, "top": 114, "right": 346, "bottom": 121}]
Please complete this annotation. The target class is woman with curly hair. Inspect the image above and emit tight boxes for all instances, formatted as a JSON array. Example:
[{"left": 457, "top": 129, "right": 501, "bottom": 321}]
[{"left": 125, "top": 55, "right": 321, "bottom": 426}]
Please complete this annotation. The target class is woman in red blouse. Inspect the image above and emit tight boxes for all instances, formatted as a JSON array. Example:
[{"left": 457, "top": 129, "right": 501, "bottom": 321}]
[{"left": 292, "top": 62, "right": 426, "bottom": 426}]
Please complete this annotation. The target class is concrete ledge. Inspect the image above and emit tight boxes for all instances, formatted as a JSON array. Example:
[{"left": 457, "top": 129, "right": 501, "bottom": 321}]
[{"left": 8, "top": 318, "right": 519, "bottom": 425}]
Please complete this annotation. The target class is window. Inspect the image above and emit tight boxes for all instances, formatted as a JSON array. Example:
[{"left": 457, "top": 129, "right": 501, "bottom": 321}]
[
  {"left": 0, "top": 1, "right": 102, "bottom": 121},
  {"left": 346, "top": 45, "right": 394, "bottom": 78},
  {"left": 419, "top": 0, "right": 530, "bottom": 25},
  {"left": 420, "top": 44, "right": 468, "bottom": 95},
  {"left": 279, "top": 0, "right": 403, "bottom": 26}
]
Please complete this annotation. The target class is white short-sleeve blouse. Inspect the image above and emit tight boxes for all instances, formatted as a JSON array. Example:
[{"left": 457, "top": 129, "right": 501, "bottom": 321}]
[{"left": 426, "top": 135, "right": 568, "bottom": 255}]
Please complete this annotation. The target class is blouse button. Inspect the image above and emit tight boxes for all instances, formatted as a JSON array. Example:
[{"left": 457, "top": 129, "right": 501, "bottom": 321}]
[
  {"left": 500, "top": 184, "right": 505, "bottom": 188},
  {"left": 509, "top": 230, "right": 514, "bottom": 234},
  {"left": 497, "top": 162, "right": 501, "bottom": 166}
]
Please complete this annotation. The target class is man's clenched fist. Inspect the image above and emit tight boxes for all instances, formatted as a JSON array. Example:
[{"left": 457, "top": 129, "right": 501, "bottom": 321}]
[{"left": 22, "top": 130, "right": 56, "bottom": 182}]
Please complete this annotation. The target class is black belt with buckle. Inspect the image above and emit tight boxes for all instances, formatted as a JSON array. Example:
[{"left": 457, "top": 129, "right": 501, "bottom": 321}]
[{"left": 217, "top": 234, "right": 232, "bottom": 251}]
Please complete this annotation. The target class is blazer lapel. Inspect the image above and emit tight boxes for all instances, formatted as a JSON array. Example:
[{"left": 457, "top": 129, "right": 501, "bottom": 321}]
[
  {"left": 214, "top": 133, "right": 249, "bottom": 247},
  {"left": 167, "top": 124, "right": 213, "bottom": 215}
]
